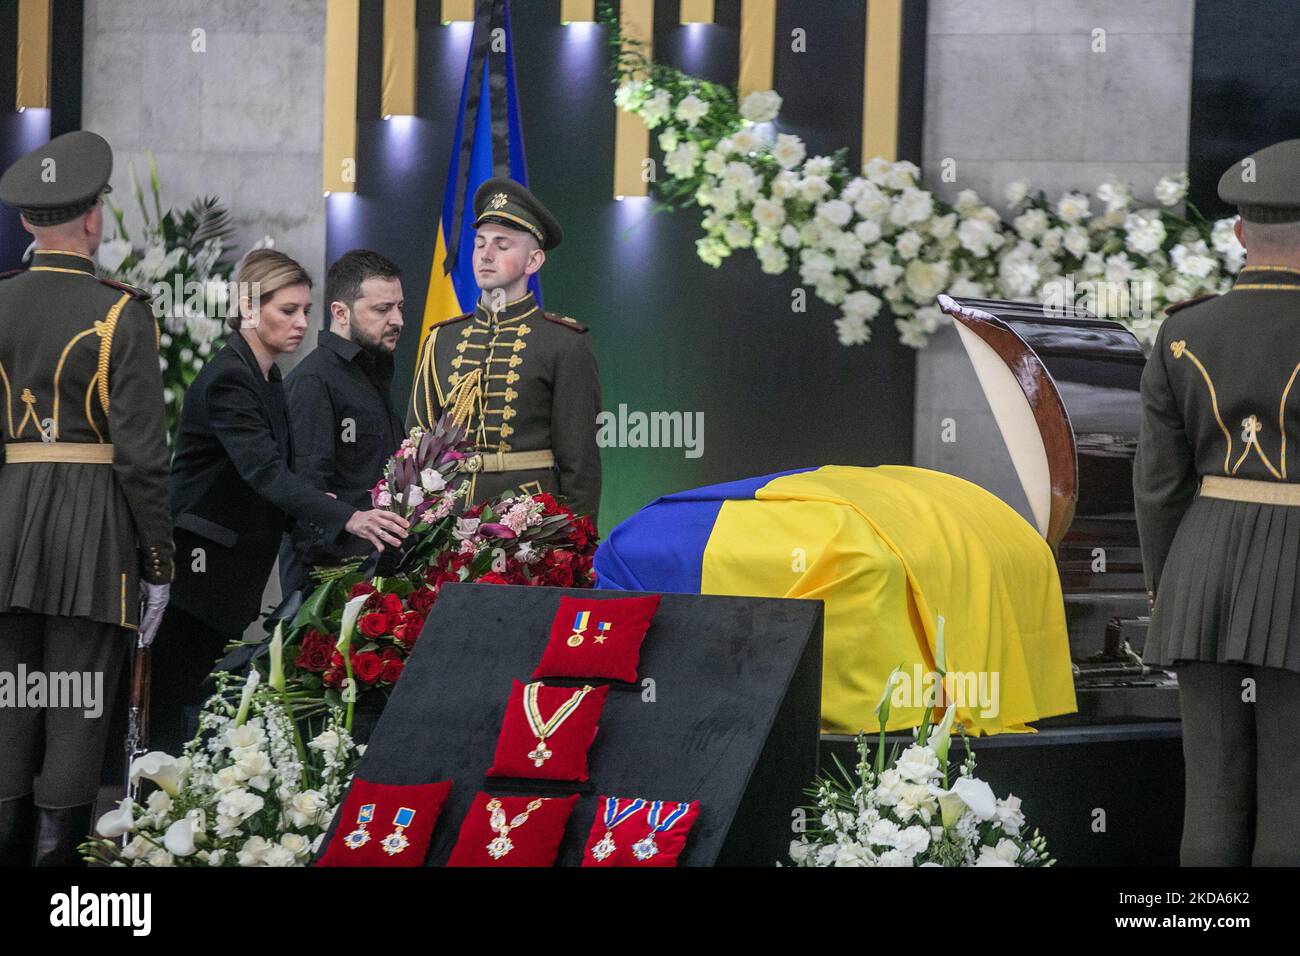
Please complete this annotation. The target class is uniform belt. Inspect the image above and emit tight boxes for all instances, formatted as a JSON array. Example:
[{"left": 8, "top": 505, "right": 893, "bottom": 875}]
[
  {"left": 4, "top": 442, "right": 115, "bottom": 464},
  {"left": 463, "top": 448, "right": 555, "bottom": 474},
  {"left": 1199, "top": 475, "right": 1300, "bottom": 506}
]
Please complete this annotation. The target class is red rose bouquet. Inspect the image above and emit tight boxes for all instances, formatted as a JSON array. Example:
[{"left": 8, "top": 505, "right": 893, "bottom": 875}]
[{"left": 269, "top": 422, "right": 599, "bottom": 713}]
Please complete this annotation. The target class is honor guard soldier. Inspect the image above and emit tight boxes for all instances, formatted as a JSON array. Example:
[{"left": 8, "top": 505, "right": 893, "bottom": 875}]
[
  {"left": 1135, "top": 138, "right": 1300, "bottom": 866},
  {"left": 408, "top": 178, "right": 602, "bottom": 525},
  {"left": 0, "top": 132, "right": 173, "bottom": 866}
]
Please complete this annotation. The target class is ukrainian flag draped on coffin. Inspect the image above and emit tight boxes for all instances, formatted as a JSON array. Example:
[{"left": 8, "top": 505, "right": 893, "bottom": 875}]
[{"left": 594, "top": 465, "right": 1076, "bottom": 735}]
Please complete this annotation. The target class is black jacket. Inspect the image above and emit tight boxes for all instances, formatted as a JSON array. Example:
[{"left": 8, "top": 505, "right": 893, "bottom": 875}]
[
  {"left": 278, "top": 330, "right": 404, "bottom": 594},
  {"left": 169, "top": 332, "right": 356, "bottom": 634}
]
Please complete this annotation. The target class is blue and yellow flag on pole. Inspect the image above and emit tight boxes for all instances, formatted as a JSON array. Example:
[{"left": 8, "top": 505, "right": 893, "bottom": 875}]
[{"left": 420, "top": 0, "right": 537, "bottom": 349}]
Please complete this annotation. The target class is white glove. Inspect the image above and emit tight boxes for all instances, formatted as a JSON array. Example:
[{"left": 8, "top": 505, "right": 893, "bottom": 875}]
[{"left": 138, "top": 582, "right": 170, "bottom": 647}]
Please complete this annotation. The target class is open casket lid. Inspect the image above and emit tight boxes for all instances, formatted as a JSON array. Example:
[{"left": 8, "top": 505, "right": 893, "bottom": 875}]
[{"left": 935, "top": 294, "right": 1146, "bottom": 550}]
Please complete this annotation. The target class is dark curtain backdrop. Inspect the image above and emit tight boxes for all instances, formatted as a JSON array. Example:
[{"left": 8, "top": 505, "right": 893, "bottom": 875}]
[
  {"left": 1188, "top": 0, "right": 1300, "bottom": 218},
  {"left": 330, "top": 0, "right": 925, "bottom": 532}
]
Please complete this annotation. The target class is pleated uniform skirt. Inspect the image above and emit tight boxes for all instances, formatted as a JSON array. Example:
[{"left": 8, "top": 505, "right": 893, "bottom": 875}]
[
  {"left": 1147, "top": 493, "right": 1300, "bottom": 674},
  {"left": 0, "top": 461, "right": 139, "bottom": 630}
]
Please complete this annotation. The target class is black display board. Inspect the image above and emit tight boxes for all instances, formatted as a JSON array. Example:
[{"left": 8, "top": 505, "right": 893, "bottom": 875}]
[{"left": 321, "top": 583, "right": 823, "bottom": 867}]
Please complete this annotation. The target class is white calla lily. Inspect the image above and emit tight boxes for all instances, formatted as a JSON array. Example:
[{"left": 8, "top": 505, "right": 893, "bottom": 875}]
[
  {"left": 96, "top": 799, "right": 137, "bottom": 838},
  {"left": 129, "top": 752, "right": 183, "bottom": 796}
]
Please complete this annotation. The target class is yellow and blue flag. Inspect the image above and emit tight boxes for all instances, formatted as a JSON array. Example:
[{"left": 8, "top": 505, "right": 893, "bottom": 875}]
[
  {"left": 594, "top": 465, "right": 1077, "bottom": 736},
  {"left": 419, "top": 0, "right": 538, "bottom": 349}
]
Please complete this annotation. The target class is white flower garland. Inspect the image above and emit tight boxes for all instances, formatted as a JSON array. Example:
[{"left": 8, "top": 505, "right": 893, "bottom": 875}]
[{"left": 615, "top": 77, "right": 1244, "bottom": 352}]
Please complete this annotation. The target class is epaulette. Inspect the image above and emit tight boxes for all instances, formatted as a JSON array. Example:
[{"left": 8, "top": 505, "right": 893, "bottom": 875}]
[
  {"left": 98, "top": 277, "right": 152, "bottom": 301},
  {"left": 543, "top": 311, "right": 587, "bottom": 332},
  {"left": 1164, "top": 293, "right": 1218, "bottom": 317}
]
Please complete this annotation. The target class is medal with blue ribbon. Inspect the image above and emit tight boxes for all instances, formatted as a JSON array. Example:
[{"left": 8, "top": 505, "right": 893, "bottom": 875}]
[
  {"left": 593, "top": 620, "right": 613, "bottom": 644},
  {"left": 590, "top": 796, "right": 647, "bottom": 862},
  {"left": 632, "top": 801, "right": 691, "bottom": 861},
  {"left": 567, "top": 610, "right": 591, "bottom": 647},
  {"left": 523, "top": 682, "right": 592, "bottom": 767},
  {"left": 343, "top": 802, "right": 375, "bottom": 850},
  {"left": 380, "top": 806, "right": 417, "bottom": 856}
]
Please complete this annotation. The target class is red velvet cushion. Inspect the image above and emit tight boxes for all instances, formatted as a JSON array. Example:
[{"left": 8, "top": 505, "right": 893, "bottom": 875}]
[
  {"left": 580, "top": 795, "right": 700, "bottom": 867},
  {"left": 446, "top": 791, "right": 579, "bottom": 867},
  {"left": 487, "top": 680, "right": 609, "bottom": 781},
  {"left": 317, "top": 778, "right": 453, "bottom": 867},
  {"left": 532, "top": 594, "right": 662, "bottom": 683}
]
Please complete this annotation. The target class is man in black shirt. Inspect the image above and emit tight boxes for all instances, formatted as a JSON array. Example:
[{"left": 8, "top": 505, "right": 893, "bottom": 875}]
[{"left": 279, "top": 250, "right": 406, "bottom": 594}]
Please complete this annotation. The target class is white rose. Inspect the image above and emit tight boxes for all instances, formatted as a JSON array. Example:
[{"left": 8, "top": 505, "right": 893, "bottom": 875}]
[
  {"left": 928, "top": 212, "right": 956, "bottom": 239},
  {"left": 146, "top": 849, "right": 176, "bottom": 868},
  {"left": 640, "top": 88, "right": 672, "bottom": 127},
  {"left": 842, "top": 291, "right": 882, "bottom": 321},
  {"left": 757, "top": 244, "right": 789, "bottom": 275},
  {"left": 1013, "top": 207, "right": 1049, "bottom": 240},
  {"left": 702, "top": 150, "right": 727, "bottom": 176},
  {"left": 751, "top": 198, "right": 786, "bottom": 232},
  {"left": 722, "top": 220, "right": 753, "bottom": 249},
  {"left": 233, "top": 750, "right": 273, "bottom": 791},
  {"left": 996, "top": 794, "right": 1026, "bottom": 834},
  {"left": 740, "top": 89, "right": 782, "bottom": 123},
  {"left": 1171, "top": 240, "right": 1215, "bottom": 279},
  {"left": 664, "top": 142, "right": 701, "bottom": 179},
  {"left": 237, "top": 836, "right": 272, "bottom": 867},
  {"left": 904, "top": 259, "right": 950, "bottom": 301},
  {"left": 1004, "top": 179, "right": 1031, "bottom": 206},
  {"left": 835, "top": 313, "right": 872, "bottom": 346},
  {"left": 1118, "top": 210, "right": 1170, "bottom": 254},
  {"left": 894, "top": 230, "right": 923, "bottom": 260},
  {"left": 832, "top": 842, "right": 874, "bottom": 866},
  {"left": 854, "top": 219, "right": 882, "bottom": 244},
  {"left": 1055, "top": 192, "right": 1090, "bottom": 224},
  {"left": 889, "top": 188, "right": 934, "bottom": 227},
  {"left": 896, "top": 824, "right": 931, "bottom": 858},
  {"left": 815, "top": 199, "right": 853, "bottom": 228},
  {"left": 280, "top": 832, "right": 313, "bottom": 860},
  {"left": 1096, "top": 179, "right": 1131, "bottom": 212},
  {"left": 769, "top": 133, "right": 800, "bottom": 171},
  {"left": 657, "top": 129, "right": 678, "bottom": 153},
  {"left": 799, "top": 175, "right": 830, "bottom": 203},
  {"left": 731, "top": 127, "right": 762, "bottom": 154},
  {"left": 224, "top": 723, "right": 266, "bottom": 755},
  {"left": 957, "top": 217, "right": 996, "bottom": 256},
  {"left": 674, "top": 93, "right": 709, "bottom": 128},
  {"left": 954, "top": 189, "right": 982, "bottom": 215},
  {"left": 1063, "top": 225, "right": 1091, "bottom": 258},
  {"left": 1154, "top": 174, "right": 1187, "bottom": 206},
  {"left": 899, "top": 749, "right": 941, "bottom": 785}
]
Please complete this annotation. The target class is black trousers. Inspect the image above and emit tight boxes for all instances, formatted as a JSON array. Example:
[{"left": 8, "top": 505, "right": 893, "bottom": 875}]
[
  {"left": 149, "top": 606, "right": 239, "bottom": 757},
  {"left": 0, "top": 612, "right": 126, "bottom": 807},
  {"left": 1177, "top": 661, "right": 1300, "bottom": 866}
]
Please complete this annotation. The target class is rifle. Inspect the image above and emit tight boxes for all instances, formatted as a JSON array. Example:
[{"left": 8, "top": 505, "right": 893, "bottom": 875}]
[{"left": 123, "top": 632, "right": 151, "bottom": 809}]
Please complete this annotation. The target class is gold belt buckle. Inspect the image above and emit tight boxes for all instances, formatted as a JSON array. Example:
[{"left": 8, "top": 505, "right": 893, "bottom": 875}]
[{"left": 464, "top": 453, "right": 483, "bottom": 473}]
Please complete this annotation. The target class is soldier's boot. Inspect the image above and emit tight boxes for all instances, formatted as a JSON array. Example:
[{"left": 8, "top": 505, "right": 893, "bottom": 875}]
[
  {"left": 32, "top": 804, "right": 95, "bottom": 867},
  {"left": 0, "top": 794, "right": 36, "bottom": 867}
]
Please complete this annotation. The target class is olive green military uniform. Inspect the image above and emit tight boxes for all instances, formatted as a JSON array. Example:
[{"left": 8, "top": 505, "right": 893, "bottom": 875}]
[
  {"left": 407, "top": 178, "right": 602, "bottom": 522},
  {"left": 1134, "top": 138, "right": 1300, "bottom": 866},
  {"left": 0, "top": 132, "right": 174, "bottom": 864}
]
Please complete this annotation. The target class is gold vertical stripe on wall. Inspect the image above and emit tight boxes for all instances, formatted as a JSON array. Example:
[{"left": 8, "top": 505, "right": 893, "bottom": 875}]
[
  {"left": 16, "top": 0, "right": 52, "bottom": 111},
  {"left": 441, "top": 0, "right": 475, "bottom": 22},
  {"left": 739, "top": 0, "right": 776, "bottom": 98},
  {"left": 382, "top": 0, "right": 417, "bottom": 117},
  {"left": 862, "top": 0, "right": 904, "bottom": 163},
  {"left": 680, "top": 0, "right": 714, "bottom": 23},
  {"left": 323, "top": 0, "right": 360, "bottom": 194},
  {"left": 613, "top": 0, "right": 654, "bottom": 198},
  {"left": 560, "top": 0, "right": 595, "bottom": 22}
]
